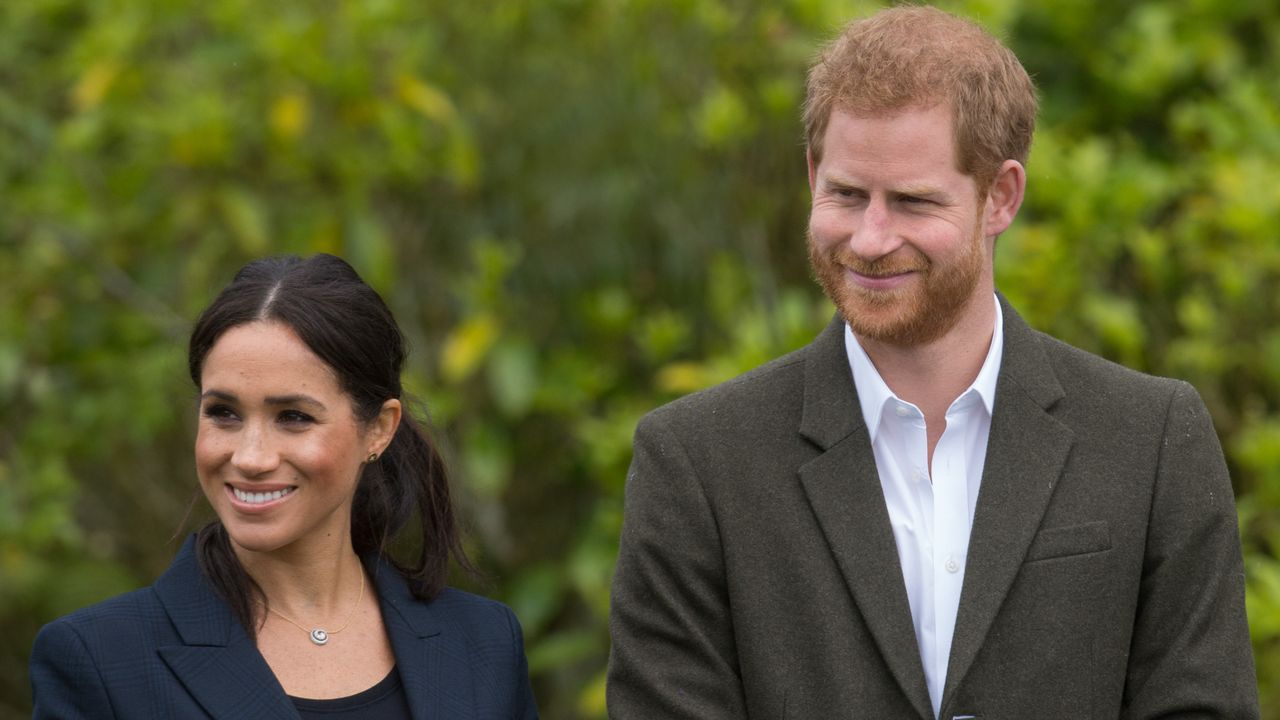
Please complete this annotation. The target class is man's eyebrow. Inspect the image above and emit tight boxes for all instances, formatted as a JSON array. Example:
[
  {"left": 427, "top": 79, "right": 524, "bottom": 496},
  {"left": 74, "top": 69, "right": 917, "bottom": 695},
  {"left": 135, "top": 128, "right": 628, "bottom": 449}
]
[
  {"left": 892, "top": 185, "right": 948, "bottom": 199},
  {"left": 820, "top": 173, "right": 861, "bottom": 187}
]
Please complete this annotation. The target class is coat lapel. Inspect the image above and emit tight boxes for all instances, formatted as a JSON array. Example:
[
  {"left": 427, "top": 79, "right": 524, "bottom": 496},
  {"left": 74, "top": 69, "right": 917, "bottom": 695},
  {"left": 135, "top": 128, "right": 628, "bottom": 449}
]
[
  {"left": 154, "top": 537, "right": 299, "bottom": 720},
  {"left": 797, "top": 316, "right": 934, "bottom": 720},
  {"left": 940, "top": 298, "right": 1074, "bottom": 710},
  {"left": 372, "top": 561, "right": 449, "bottom": 720}
]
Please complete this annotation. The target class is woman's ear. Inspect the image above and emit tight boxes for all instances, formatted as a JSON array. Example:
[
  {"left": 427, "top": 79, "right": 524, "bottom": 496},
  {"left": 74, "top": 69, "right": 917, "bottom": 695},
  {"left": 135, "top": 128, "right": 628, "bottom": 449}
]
[{"left": 368, "top": 399, "right": 402, "bottom": 457}]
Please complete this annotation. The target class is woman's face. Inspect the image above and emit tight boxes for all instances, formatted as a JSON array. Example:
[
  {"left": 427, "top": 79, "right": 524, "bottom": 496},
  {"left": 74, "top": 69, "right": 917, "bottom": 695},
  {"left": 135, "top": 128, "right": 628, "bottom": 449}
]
[{"left": 195, "top": 321, "right": 397, "bottom": 557}]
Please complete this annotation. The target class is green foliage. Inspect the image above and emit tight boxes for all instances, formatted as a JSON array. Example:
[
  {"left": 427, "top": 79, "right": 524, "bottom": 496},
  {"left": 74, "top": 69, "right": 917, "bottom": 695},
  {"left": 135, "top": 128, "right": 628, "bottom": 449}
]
[{"left": 2, "top": 0, "right": 1279, "bottom": 717}]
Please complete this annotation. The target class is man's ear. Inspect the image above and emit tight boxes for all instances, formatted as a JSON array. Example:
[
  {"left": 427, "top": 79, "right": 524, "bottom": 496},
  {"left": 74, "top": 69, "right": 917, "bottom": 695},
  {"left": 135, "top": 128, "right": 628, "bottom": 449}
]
[
  {"left": 983, "top": 159, "right": 1026, "bottom": 237},
  {"left": 368, "top": 399, "right": 402, "bottom": 458}
]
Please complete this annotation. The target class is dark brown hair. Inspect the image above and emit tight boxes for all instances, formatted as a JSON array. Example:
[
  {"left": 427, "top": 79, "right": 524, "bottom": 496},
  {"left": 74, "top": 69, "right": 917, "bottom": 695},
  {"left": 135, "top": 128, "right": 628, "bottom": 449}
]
[
  {"left": 187, "top": 253, "right": 470, "bottom": 636},
  {"left": 804, "top": 6, "right": 1037, "bottom": 192}
]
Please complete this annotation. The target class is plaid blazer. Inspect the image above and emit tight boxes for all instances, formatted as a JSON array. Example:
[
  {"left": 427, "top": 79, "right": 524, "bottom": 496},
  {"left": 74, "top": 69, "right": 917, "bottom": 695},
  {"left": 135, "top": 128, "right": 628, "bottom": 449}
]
[{"left": 31, "top": 536, "right": 538, "bottom": 719}]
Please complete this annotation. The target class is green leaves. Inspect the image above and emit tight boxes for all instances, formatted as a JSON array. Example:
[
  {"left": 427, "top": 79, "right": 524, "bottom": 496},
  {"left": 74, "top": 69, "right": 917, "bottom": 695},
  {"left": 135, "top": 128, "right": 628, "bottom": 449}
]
[{"left": 4, "top": 0, "right": 1280, "bottom": 716}]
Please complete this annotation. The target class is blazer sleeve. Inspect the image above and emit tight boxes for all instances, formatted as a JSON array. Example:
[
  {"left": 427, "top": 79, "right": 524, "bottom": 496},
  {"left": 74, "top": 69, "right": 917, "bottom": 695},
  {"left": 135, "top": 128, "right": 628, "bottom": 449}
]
[
  {"left": 30, "top": 618, "right": 116, "bottom": 720},
  {"left": 505, "top": 603, "right": 539, "bottom": 720},
  {"left": 1121, "top": 381, "right": 1259, "bottom": 718},
  {"left": 607, "top": 411, "right": 749, "bottom": 719}
]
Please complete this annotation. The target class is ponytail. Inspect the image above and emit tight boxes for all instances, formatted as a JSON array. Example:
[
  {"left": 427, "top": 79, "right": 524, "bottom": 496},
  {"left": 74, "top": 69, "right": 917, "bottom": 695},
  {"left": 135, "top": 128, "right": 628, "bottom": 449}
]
[{"left": 352, "top": 409, "right": 473, "bottom": 600}]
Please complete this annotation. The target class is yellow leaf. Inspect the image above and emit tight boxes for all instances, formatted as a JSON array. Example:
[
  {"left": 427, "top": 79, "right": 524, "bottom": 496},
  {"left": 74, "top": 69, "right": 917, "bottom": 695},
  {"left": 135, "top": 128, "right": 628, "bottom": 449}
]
[
  {"left": 440, "top": 315, "right": 498, "bottom": 383},
  {"left": 396, "top": 74, "right": 457, "bottom": 124},
  {"left": 270, "top": 92, "right": 310, "bottom": 141},
  {"left": 656, "top": 361, "right": 707, "bottom": 394},
  {"left": 577, "top": 670, "right": 607, "bottom": 717},
  {"left": 71, "top": 61, "right": 119, "bottom": 112}
]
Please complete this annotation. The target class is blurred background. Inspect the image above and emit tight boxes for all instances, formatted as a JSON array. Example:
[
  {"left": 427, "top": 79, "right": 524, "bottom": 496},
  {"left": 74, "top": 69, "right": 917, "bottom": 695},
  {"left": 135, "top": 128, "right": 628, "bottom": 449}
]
[{"left": 2, "top": 0, "right": 1279, "bottom": 716}]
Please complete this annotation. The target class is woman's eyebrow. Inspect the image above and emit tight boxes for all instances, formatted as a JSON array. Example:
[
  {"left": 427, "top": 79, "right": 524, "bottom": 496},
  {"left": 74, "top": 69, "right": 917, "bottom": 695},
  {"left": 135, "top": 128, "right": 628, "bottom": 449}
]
[
  {"left": 199, "top": 390, "right": 327, "bottom": 410},
  {"left": 263, "top": 394, "right": 327, "bottom": 410}
]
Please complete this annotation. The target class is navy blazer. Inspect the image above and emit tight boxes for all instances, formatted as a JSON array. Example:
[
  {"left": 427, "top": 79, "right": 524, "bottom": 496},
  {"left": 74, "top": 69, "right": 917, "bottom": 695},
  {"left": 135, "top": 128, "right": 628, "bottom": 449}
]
[{"left": 30, "top": 536, "right": 538, "bottom": 719}]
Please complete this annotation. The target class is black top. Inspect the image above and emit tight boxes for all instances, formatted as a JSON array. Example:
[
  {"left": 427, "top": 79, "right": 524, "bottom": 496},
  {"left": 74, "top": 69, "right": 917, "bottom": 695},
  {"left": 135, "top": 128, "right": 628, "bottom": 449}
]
[{"left": 291, "top": 666, "right": 412, "bottom": 719}]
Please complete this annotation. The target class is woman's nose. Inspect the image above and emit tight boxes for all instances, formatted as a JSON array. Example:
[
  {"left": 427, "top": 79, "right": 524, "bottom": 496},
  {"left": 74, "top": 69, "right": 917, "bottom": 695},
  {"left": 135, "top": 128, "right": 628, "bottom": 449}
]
[{"left": 231, "top": 424, "right": 280, "bottom": 477}]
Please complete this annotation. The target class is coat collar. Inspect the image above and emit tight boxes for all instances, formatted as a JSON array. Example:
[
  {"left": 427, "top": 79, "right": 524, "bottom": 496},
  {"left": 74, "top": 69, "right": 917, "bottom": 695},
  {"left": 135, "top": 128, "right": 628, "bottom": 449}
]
[
  {"left": 940, "top": 296, "right": 1072, "bottom": 717},
  {"left": 797, "top": 313, "right": 934, "bottom": 720},
  {"left": 369, "top": 559, "right": 449, "bottom": 718},
  {"left": 796, "top": 295, "right": 1073, "bottom": 720},
  {"left": 154, "top": 536, "right": 299, "bottom": 719},
  {"left": 154, "top": 535, "right": 449, "bottom": 720}
]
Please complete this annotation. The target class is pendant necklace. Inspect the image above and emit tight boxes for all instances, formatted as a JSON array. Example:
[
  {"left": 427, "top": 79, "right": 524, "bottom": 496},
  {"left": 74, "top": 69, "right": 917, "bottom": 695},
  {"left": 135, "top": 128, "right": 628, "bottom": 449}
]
[{"left": 264, "top": 568, "right": 366, "bottom": 646}]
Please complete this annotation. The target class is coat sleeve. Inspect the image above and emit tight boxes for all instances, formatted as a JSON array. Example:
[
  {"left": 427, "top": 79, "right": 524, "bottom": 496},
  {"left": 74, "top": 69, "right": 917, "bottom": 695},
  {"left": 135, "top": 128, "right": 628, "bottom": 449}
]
[
  {"left": 505, "top": 604, "right": 540, "bottom": 720},
  {"left": 606, "top": 411, "right": 749, "bottom": 719},
  {"left": 30, "top": 618, "right": 116, "bottom": 720},
  {"left": 1121, "top": 381, "right": 1259, "bottom": 718}
]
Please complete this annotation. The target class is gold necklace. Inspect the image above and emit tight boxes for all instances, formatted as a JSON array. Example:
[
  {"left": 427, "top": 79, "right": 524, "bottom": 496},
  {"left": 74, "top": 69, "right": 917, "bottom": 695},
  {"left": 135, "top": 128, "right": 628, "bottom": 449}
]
[{"left": 263, "top": 569, "right": 366, "bottom": 646}]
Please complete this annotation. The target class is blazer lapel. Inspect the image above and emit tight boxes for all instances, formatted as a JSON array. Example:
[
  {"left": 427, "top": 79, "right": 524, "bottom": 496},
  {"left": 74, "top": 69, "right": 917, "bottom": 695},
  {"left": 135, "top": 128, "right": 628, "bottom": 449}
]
[
  {"left": 372, "top": 561, "right": 449, "bottom": 720},
  {"left": 941, "top": 297, "right": 1074, "bottom": 709},
  {"left": 797, "top": 316, "right": 934, "bottom": 720},
  {"left": 154, "top": 537, "right": 299, "bottom": 720}
]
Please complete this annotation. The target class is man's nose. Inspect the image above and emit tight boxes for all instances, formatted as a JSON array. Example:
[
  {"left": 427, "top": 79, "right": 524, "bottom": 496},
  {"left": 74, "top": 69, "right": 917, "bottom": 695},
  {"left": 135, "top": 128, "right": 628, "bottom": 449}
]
[
  {"left": 849, "top": 196, "right": 903, "bottom": 260},
  {"left": 231, "top": 424, "right": 280, "bottom": 477}
]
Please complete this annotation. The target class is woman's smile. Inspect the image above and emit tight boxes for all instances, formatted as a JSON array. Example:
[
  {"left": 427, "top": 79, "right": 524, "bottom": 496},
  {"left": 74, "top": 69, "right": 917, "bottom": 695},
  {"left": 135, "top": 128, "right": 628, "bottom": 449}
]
[{"left": 226, "top": 484, "right": 299, "bottom": 512}]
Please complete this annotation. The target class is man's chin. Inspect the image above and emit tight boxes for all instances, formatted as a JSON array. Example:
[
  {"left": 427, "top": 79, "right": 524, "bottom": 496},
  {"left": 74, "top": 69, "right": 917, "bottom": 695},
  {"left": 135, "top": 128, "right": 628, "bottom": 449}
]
[{"left": 836, "top": 295, "right": 940, "bottom": 347}]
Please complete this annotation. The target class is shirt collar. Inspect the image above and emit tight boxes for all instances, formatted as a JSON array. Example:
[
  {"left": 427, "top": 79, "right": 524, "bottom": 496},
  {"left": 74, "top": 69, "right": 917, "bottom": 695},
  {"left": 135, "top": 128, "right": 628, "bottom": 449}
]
[{"left": 845, "top": 294, "right": 1004, "bottom": 442}]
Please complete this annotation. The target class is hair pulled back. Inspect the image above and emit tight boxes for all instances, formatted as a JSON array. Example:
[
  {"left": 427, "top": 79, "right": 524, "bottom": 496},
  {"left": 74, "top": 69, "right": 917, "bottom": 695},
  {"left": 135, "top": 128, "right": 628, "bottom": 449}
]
[{"left": 187, "top": 254, "right": 468, "bottom": 636}]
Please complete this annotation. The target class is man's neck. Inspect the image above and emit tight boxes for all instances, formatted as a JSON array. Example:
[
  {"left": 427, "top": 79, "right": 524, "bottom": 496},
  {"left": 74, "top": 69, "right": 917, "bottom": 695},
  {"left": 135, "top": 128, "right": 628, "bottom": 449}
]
[{"left": 857, "top": 292, "right": 997, "bottom": 455}]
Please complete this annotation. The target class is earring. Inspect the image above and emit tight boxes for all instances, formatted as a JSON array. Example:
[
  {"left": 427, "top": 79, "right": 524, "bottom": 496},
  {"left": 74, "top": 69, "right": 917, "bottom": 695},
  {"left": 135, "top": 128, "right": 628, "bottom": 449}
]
[{"left": 367, "top": 452, "right": 379, "bottom": 463}]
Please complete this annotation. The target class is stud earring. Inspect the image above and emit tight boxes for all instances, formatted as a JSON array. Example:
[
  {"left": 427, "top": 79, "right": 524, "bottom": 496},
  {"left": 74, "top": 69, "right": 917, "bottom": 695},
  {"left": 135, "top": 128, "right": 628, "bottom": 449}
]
[{"left": 367, "top": 452, "right": 379, "bottom": 463}]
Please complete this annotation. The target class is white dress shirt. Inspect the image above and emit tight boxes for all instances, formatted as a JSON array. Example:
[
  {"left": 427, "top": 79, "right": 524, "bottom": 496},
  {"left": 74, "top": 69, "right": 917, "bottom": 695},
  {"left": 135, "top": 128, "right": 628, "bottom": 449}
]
[{"left": 844, "top": 295, "right": 1003, "bottom": 718}]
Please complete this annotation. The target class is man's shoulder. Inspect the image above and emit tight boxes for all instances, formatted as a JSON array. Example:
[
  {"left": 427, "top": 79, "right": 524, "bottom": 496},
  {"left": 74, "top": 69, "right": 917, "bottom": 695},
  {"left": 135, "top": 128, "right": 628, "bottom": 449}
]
[
  {"left": 1013, "top": 324, "right": 1206, "bottom": 436},
  {"left": 1031, "top": 326, "right": 1187, "bottom": 397}
]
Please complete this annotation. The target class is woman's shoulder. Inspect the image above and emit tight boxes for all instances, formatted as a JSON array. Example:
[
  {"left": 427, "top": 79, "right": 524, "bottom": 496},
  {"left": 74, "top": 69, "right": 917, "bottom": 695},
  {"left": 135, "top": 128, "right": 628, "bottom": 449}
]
[
  {"left": 34, "top": 539, "right": 215, "bottom": 657},
  {"left": 36, "top": 586, "right": 166, "bottom": 645},
  {"left": 373, "top": 565, "right": 524, "bottom": 649},
  {"left": 429, "top": 586, "right": 522, "bottom": 632}
]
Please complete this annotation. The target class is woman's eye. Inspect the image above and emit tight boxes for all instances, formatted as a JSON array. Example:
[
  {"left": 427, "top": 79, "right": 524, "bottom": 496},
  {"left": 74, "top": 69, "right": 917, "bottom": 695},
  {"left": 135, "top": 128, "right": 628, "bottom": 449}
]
[
  {"left": 202, "top": 404, "right": 239, "bottom": 423},
  {"left": 278, "top": 410, "right": 315, "bottom": 426}
]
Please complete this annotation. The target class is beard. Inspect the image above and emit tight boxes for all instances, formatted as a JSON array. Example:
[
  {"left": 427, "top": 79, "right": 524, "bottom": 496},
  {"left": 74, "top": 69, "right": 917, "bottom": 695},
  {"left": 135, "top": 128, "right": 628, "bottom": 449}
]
[{"left": 807, "top": 221, "right": 985, "bottom": 347}]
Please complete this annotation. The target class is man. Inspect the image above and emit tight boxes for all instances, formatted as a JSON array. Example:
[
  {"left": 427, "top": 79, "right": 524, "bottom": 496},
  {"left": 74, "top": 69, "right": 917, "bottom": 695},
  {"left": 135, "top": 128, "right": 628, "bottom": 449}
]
[{"left": 607, "top": 6, "right": 1257, "bottom": 719}]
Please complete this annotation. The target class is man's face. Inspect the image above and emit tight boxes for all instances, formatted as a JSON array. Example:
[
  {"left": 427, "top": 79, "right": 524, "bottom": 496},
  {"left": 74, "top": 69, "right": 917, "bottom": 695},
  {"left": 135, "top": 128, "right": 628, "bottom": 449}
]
[{"left": 807, "top": 105, "right": 994, "bottom": 347}]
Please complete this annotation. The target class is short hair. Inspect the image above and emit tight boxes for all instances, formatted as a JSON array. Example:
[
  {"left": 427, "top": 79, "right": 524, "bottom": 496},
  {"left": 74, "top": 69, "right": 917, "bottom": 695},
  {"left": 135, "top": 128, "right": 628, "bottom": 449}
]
[{"left": 804, "top": 6, "right": 1037, "bottom": 191}]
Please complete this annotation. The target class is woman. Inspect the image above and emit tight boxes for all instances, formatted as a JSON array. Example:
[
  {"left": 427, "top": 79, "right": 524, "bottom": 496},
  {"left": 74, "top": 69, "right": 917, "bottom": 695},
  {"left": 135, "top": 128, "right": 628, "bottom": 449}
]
[{"left": 30, "top": 254, "right": 538, "bottom": 719}]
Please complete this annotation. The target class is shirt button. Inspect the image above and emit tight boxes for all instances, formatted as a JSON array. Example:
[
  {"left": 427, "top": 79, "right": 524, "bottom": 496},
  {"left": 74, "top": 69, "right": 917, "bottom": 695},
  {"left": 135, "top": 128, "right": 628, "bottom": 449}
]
[
  {"left": 945, "top": 556, "right": 960, "bottom": 573},
  {"left": 894, "top": 404, "right": 911, "bottom": 417}
]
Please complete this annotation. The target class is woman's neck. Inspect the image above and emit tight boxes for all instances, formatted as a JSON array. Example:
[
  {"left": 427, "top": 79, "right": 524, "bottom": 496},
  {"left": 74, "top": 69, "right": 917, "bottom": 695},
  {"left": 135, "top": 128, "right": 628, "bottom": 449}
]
[{"left": 234, "top": 534, "right": 365, "bottom": 619}]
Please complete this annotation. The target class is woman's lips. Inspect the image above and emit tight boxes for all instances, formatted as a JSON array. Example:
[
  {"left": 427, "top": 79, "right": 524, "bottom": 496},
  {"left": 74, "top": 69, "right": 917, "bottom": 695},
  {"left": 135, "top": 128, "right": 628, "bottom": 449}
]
[{"left": 225, "top": 484, "right": 297, "bottom": 513}]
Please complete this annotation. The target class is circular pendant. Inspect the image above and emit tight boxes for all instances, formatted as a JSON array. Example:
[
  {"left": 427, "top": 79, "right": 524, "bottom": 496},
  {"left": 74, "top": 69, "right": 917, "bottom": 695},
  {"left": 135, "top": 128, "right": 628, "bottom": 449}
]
[{"left": 310, "top": 628, "right": 329, "bottom": 646}]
